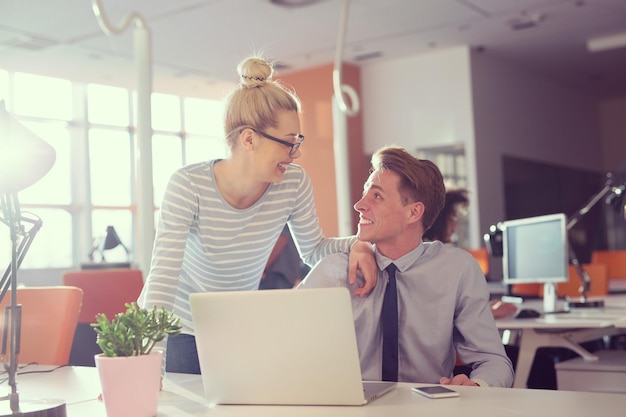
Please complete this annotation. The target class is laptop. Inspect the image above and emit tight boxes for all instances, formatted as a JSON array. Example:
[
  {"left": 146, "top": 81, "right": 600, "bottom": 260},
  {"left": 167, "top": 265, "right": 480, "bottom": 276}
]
[{"left": 189, "top": 287, "right": 396, "bottom": 405}]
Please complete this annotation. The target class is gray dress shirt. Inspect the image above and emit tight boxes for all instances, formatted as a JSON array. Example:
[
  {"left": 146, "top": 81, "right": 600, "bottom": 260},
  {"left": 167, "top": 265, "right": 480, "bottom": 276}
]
[{"left": 298, "top": 240, "right": 514, "bottom": 388}]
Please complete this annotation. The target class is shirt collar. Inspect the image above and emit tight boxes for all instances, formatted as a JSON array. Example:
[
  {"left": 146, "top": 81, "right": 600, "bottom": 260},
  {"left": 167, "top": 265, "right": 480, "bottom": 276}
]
[{"left": 373, "top": 241, "right": 428, "bottom": 273}]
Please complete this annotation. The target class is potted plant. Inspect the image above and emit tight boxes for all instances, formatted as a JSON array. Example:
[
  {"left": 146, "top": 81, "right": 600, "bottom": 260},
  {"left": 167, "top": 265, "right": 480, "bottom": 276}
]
[{"left": 91, "top": 302, "right": 181, "bottom": 417}]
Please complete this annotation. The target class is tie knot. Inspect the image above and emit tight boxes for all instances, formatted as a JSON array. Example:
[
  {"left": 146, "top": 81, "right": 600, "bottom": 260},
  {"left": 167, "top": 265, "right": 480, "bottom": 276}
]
[{"left": 385, "top": 263, "right": 397, "bottom": 277}]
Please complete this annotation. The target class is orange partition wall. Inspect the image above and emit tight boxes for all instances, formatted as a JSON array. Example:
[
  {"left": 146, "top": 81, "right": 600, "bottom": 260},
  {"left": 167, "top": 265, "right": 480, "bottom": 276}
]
[{"left": 281, "top": 63, "right": 368, "bottom": 236}]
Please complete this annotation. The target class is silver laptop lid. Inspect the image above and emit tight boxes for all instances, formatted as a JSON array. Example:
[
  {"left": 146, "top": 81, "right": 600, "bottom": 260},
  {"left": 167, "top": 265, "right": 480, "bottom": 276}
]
[{"left": 190, "top": 287, "right": 386, "bottom": 405}]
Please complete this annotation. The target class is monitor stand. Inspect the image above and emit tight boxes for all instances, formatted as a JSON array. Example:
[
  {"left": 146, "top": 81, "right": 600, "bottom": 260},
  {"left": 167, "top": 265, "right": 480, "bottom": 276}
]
[{"left": 543, "top": 283, "right": 557, "bottom": 313}]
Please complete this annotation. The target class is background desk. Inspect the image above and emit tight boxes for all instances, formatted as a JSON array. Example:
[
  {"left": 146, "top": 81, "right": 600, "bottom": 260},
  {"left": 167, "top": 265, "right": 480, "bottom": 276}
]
[
  {"left": 496, "top": 295, "right": 626, "bottom": 388},
  {"left": 4, "top": 366, "right": 626, "bottom": 417}
]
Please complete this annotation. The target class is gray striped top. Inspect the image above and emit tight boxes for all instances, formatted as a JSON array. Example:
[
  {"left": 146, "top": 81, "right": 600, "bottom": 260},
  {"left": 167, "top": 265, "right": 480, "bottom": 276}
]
[{"left": 138, "top": 159, "right": 355, "bottom": 337}]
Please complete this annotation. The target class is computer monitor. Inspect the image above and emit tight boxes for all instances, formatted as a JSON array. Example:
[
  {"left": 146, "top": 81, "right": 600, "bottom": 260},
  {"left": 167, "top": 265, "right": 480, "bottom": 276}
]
[{"left": 501, "top": 213, "right": 569, "bottom": 312}]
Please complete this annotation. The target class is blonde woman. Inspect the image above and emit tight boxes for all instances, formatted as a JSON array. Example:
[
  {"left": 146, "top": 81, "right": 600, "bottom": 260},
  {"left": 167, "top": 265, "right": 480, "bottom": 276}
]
[{"left": 139, "top": 56, "right": 376, "bottom": 374}]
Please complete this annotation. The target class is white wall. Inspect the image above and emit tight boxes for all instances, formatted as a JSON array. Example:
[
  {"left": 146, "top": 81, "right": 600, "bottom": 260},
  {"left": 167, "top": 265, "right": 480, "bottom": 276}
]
[
  {"left": 361, "top": 47, "right": 481, "bottom": 246},
  {"left": 361, "top": 47, "right": 475, "bottom": 154}
]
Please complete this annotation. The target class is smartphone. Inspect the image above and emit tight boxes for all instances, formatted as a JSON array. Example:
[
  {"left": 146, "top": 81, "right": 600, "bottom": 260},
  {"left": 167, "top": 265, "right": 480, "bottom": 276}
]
[{"left": 411, "top": 385, "right": 460, "bottom": 399}]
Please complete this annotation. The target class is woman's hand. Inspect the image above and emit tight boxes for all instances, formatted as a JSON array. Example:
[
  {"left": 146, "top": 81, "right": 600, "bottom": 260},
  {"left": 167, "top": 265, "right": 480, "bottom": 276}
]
[{"left": 348, "top": 240, "right": 377, "bottom": 297}]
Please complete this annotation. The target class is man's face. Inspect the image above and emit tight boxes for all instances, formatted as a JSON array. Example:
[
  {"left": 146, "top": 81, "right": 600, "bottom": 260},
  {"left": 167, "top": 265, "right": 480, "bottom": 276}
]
[{"left": 353, "top": 169, "right": 413, "bottom": 247}]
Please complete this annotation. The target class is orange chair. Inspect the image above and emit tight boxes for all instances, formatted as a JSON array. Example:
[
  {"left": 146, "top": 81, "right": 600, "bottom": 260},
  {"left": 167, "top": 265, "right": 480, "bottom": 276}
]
[
  {"left": 0, "top": 286, "right": 83, "bottom": 365},
  {"left": 511, "top": 264, "right": 608, "bottom": 298},
  {"left": 63, "top": 268, "right": 144, "bottom": 366},
  {"left": 465, "top": 248, "right": 490, "bottom": 276},
  {"left": 591, "top": 250, "right": 626, "bottom": 288},
  {"left": 558, "top": 264, "right": 608, "bottom": 298},
  {"left": 509, "top": 283, "right": 542, "bottom": 297}
]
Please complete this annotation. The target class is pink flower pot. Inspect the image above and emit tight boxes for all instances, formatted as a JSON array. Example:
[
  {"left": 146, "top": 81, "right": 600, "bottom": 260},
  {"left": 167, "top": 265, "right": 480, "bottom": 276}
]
[{"left": 95, "top": 351, "right": 162, "bottom": 417}]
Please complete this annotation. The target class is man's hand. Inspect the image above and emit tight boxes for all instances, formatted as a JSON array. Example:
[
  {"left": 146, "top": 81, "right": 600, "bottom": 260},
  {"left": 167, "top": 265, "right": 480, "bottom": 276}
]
[
  {"left": 439, "top": 374, "right": 479, "bottom": 386},
  {"left": 348, "top": 240, "right": 377, "bottom": 297}
]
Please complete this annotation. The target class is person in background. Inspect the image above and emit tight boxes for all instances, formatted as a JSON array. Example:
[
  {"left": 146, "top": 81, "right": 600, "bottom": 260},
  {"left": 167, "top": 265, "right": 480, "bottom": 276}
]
[
  {"left": 298, "top": 146, "right": 514, "bottom": 387},
  {"left": 423, "top": 188, "right": 469, "bottom": 245},
  {"left": 138, "top": 55, "right": 376, "bottom": 375}
]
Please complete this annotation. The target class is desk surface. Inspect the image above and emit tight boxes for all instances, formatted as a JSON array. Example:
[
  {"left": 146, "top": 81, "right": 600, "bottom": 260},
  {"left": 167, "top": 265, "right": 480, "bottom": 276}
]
[
  {"left": 3, "top": 365, "right": 626, "bottom": 417},
  {"left": 496, "top": 294, "right": 626, "bottom": 329}
]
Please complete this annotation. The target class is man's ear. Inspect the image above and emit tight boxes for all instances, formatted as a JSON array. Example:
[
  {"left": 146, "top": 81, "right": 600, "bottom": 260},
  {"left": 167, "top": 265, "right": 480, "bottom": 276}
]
[{"left": 408, "top": 201, "right": 425, "bottom": 225}]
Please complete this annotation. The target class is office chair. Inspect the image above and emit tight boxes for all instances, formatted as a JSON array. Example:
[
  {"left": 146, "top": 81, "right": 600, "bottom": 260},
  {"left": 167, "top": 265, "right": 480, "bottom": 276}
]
[
  {"left": 465, "top": 248, "right": 490, "bottom": 276},
  {"left": 0, "top": 286, "right": 83, "bottom": 366},
  {"left": 559, "top": 264, "right": 608, "bottom": 298},
  {"left": 591, "top": 250, "right": 626, "bottom": 285},
  {"left": 62, "top": 268, "right": 144, "bottom": 366}
]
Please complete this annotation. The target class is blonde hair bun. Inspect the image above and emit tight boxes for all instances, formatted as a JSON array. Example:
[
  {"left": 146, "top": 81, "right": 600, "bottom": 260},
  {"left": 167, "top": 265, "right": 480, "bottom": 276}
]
[{"left": 238, "top": 57, "right": 273, "bottom": 88}]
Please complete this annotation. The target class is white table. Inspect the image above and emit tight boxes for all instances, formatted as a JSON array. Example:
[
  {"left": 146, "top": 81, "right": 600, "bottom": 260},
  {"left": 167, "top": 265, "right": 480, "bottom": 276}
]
[
  {"left": 3, "top": 365, "right": 626, "bottom": 417},
  {"left": 496, "top": 294, "right": 626, "bottom": 388}
]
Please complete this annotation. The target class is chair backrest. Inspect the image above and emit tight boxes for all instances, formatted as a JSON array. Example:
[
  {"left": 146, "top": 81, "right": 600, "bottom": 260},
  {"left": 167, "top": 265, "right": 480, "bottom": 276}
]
[
  {"left": 0, "top": 286, "right": 83, "bottom": 365},
  {"left": 510, "top": 283, "right": 542, "bottom": 297},
  {"left": 62, "top": 268, "right": 144, "bottom": 323},
  {"left": 511, "top": 264, "right": 608, "bottom": 298},
  {"left": 465, "top": 248, "right": 490, "bottom": 276},
  {"left": 591, "top": 250, "right": 626, "bottom": 281},
  {"left": 558, "top": 263, "right": 608, "bottom": 298}
]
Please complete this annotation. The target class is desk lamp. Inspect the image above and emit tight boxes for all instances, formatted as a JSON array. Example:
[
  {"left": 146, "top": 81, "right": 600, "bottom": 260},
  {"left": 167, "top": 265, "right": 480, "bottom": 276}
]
[
  {"left": 566, "top": 172, "right": 625, "bottom": 309},
  {"left": 88, "top": 225, "right": 130, "bottom": 263},
  {"left": 0, "top": 101, "right": 65, "bottom": 416}
]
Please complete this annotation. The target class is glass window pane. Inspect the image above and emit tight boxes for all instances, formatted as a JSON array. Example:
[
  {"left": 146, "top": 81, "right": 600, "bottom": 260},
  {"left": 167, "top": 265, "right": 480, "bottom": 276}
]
[
  {"left": 89, "top": 128, "right": 132, "bottom": 205},
  {"left": 17, "top": 209, "right": 73, "bottom": 269},
  {"left": 184, "top": 97, "right": 224, "bottom": 135},
  {"left": 152, "top": 93, "right": 181, "bottom": 132},
  {"left": 0, "top": 70, "right": 8, "bottom": 105},
  {"left": 91, "top": 210, "right": 133, "bottom": 263},
  {"left": 13, "top": 73, "right": 72, "bottom": 120},
  {"left": 18, "top": 121, "right": 72, "bottom": 205},
  {"left": 185, "top": 135, "right": 228, "bottom": 164},
  {"left": 152, "top": 134, "right": 183, "bottom": 206},
  {"left": 88, "top": 84, "right": 130, "bottom": 126}
]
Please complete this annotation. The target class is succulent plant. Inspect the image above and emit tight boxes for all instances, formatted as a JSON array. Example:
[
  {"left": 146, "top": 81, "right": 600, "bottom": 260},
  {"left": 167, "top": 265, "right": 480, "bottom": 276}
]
[{"left": 91, "top": 302, "right": 181, "bottom": 357}]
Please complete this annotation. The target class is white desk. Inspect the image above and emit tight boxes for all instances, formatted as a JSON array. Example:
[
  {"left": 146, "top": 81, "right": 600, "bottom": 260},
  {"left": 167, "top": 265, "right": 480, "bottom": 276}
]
[
  {"left": 496, "top": 294, "right": 626, "bottom": 388},
  {"left": 3, "top": 365, "right": 626, "bottom": 417}
]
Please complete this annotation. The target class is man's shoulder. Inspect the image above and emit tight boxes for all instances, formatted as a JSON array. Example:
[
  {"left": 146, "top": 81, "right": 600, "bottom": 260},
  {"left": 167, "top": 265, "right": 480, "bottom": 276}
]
[
  {"left": 298, "top": 253, "right": 350, "bottom": 289},
  {"left": 424, "top": 241, "right": 474, "bottom": 259}
]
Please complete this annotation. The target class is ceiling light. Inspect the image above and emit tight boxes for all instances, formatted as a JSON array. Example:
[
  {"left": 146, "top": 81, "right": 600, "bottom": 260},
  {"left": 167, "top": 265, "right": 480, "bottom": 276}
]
[
  {"left": 587, "top": 31, "right": 626, "bottom": 52},
  {"left": 269, "top": 0, "right": 321, "bottom": 8}
]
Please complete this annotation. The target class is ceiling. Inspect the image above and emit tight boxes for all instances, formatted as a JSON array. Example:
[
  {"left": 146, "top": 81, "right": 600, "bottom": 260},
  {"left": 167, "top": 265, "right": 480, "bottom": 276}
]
[{"left": 2, "top": 0, "right": 626, "bottom": 99}]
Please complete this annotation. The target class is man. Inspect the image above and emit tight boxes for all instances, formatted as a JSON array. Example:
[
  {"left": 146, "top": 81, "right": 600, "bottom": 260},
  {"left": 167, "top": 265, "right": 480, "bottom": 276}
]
[{"left": 298, "top": 146, "right": 514, "bottom": 387}]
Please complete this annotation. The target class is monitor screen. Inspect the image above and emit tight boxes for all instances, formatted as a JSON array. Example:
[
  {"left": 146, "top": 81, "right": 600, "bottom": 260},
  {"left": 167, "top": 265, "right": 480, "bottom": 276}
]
[{"left": 501, "top": 213, "right": 569, "bottom": 285}]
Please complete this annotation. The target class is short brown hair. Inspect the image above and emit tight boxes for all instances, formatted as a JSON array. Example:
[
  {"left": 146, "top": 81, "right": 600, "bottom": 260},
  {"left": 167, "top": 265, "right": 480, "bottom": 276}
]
[{"left": 370, "top": 146, "right": 445, "bottom": 230}]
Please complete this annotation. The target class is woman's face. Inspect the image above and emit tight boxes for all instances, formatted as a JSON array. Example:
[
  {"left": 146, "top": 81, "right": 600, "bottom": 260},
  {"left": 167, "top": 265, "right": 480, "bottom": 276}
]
[{"left": 254, "top": 110, "right": 303, "bottom": 184}]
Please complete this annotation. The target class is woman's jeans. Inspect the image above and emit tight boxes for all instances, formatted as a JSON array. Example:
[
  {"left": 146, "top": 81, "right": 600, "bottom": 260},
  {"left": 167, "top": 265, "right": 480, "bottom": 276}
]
[{"left": 166, "top": 333, "right": 201, "bottom": 374}]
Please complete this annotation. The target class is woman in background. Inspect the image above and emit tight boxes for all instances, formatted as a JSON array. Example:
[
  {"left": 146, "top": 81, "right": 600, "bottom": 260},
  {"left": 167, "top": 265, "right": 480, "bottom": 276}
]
[{"left": 139, "top": 55, "right": 375, "bottom": 374}]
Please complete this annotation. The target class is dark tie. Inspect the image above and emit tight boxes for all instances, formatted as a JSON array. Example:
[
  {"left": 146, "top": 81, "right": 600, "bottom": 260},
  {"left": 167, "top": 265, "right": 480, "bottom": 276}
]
[{"left": 381, "top": 263, "right": 398, "bottom": 381}]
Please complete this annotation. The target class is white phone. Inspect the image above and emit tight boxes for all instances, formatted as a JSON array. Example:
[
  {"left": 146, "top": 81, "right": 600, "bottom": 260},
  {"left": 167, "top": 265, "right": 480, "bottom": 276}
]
[{"left": 411, "top": 385, "right": 460, "bottom": 399}]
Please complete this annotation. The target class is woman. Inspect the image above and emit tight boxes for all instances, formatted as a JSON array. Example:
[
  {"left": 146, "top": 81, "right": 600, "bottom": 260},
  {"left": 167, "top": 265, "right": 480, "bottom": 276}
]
[{"left": 138, "top": 55, "right": 375, "bottom": 374}]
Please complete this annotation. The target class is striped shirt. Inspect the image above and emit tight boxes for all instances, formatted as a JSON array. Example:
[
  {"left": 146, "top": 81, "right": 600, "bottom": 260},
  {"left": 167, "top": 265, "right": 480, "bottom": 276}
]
[{"left": 138, "top": 159, "right": 355, "bottom": 338}]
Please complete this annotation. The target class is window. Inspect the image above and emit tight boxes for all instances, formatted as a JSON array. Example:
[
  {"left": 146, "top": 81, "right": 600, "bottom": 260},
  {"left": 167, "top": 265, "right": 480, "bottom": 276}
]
[{"left": 0, "top": 68, "right": 226, "bottom": 271}]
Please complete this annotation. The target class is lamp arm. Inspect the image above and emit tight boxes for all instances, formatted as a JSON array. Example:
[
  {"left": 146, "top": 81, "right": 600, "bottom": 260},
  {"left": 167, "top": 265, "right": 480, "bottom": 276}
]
[
  {"left": 566, "top": 173, "right": 620, "bottom": 300},
  {"left": 567, "top": 183, "right": 614, "bottom": 230},
  {"left": 0, "top": 216, "right": 43, "bottom": 301}
]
